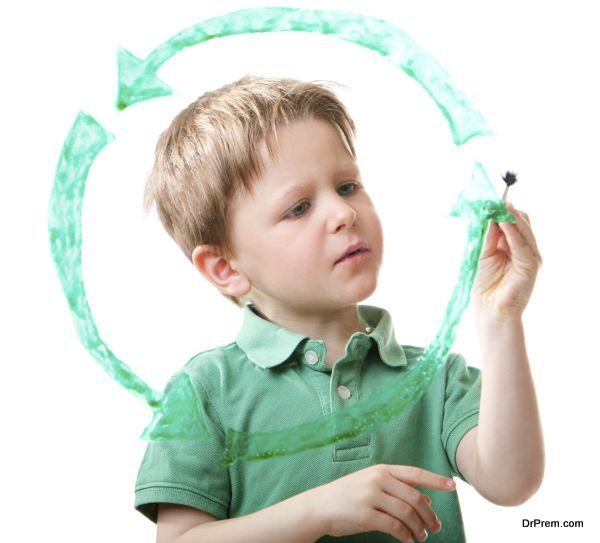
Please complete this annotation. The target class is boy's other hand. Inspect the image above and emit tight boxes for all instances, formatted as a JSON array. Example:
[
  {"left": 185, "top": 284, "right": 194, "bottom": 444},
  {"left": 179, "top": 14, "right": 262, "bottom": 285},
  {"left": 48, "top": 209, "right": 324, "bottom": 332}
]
[
  {"left": 473, "top": 203, "right": 542, "bottom": 319},
  {"left": 304, "top": 464, "right": 455, "bottom": 543}
]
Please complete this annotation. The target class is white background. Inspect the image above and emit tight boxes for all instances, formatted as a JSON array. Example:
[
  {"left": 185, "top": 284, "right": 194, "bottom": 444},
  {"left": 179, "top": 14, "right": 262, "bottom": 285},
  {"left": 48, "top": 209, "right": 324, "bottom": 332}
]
[{"left": 2, "top": 0, "right": 599, "bottom": 541}]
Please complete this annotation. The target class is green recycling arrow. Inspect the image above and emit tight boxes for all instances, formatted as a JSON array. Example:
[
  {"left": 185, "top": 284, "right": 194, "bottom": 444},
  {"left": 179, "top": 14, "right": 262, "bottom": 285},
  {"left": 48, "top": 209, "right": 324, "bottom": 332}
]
[
  {"left": 116, "top": 6, "right": 492, "bottom": 145},
  {"left": 49, "top": 7, "right": 513, "bottom": 462}
]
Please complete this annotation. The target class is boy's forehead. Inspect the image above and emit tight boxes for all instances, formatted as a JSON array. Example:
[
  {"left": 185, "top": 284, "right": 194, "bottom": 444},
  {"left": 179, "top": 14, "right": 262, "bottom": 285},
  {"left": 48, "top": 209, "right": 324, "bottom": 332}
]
[
  {"left": 257, "top": 117, "right": 351, "bottom": 159},
  {"left": 232, "top": 118, "right": 358, "bottom": 204}
]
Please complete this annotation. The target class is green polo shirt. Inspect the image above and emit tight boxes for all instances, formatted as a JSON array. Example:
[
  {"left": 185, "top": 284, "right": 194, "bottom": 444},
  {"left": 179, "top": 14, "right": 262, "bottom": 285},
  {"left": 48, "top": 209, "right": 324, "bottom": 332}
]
[{"left": 135, "top": 304, "right": 481, "bottom": 542}]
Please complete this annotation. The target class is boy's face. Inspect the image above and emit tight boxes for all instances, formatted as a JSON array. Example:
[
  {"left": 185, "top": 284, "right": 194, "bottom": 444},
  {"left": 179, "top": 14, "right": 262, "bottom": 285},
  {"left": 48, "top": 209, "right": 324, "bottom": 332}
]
[{"left": 227, "top": 117, "right": 384, "bottom": 317}]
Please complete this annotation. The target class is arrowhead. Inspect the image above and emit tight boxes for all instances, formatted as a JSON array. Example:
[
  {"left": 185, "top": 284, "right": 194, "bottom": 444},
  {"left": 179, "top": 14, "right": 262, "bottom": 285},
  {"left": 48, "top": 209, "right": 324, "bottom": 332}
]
[
  {"left": 140, "top": 372, "right": 210, "bottom": 441},
  {"left": 450, "top": 162, "right": 515, "bottom": 222},
  {"left": 116, "top": 47, "right": 172, "bottom": 110}
]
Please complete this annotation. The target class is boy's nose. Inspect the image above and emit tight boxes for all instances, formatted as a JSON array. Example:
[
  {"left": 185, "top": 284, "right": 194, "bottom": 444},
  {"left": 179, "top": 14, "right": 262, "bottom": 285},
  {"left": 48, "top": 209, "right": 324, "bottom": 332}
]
[{"left": 327, "top": 198, "right": 357, "bottom": 233}]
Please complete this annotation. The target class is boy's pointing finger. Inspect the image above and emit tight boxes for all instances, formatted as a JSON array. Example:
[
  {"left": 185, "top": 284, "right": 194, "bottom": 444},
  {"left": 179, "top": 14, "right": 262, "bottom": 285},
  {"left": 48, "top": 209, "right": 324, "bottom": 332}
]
[{"left": 388, "top": 465, "right": 456, "bottom": 491}]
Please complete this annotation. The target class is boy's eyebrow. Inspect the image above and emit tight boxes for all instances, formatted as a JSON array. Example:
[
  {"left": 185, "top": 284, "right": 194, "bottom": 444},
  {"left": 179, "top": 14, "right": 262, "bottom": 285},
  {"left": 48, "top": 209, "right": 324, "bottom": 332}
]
[
  {"left": 274, "top": 162, "right": 360, "bottom": 205},
  {"left": 275, "top": 183, "right": 307, "bottom": 205}
]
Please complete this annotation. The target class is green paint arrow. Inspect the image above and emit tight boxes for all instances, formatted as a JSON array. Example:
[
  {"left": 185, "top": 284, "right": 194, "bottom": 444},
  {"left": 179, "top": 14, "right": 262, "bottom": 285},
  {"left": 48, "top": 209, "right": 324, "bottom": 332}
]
[
  {"left": 50, "top": 7, "right": 511, "bottom": 453},
  {"left": 48, "top": 112, "right": 209, "bottom": 440},
  {"left": 116, "top": 6, "right": 492, "bottom": 145},
  {"left": 48, "top": 112, "right": 161, "bottom": 407}
]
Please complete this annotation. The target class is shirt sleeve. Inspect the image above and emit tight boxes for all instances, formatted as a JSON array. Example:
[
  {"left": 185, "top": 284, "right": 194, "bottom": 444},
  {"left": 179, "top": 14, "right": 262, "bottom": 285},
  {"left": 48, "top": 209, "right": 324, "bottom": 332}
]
[
  {"left": 441, "top": 353, "right": 481, "bottom": 482},
  {"left": 134, "top": 371, "right": 231, "bottom": 522}
]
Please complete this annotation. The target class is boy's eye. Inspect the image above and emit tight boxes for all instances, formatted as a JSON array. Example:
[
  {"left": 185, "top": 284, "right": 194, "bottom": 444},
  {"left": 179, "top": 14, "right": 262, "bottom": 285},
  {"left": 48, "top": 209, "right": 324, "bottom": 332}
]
[
  {"left": 287, "top": 202, "right": 310, "bottom": 218},
  {"left": 284, "top": 182, "right": 360, "bottom": 219},
  {"left": 338, "top": 181, "right": 359, "bottom": 195}
]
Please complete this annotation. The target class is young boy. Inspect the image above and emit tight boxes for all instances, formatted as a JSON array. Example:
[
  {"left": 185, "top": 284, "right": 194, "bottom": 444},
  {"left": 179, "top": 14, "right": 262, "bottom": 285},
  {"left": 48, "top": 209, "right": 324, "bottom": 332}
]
[{"left": 135, "top": 74, "right": 544, "bottom": 543}]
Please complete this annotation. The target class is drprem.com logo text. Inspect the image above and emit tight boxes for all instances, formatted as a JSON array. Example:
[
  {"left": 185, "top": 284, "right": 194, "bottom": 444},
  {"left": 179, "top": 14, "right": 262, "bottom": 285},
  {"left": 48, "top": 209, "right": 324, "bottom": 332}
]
[{"left": 522, "top": 519, "right": 584, "bottom": 528}]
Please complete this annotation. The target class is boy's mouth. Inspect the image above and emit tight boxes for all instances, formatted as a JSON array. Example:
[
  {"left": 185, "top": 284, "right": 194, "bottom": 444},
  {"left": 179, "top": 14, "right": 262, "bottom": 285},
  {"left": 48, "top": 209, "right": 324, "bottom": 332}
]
[{"left": 335, "top": 243, "right": 370, "bottom": 264}]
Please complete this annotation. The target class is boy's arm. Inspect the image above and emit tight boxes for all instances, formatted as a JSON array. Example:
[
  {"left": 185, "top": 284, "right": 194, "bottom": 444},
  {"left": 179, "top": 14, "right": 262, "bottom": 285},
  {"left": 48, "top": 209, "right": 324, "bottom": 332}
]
[
  {"left": 157, "top": 495, "right": 324, "bottom": 543},
  {"left": 456, "top": 203, "right": 544, "bottom": 505},
  {"left": 157, "top": 465, "right": 454, "bottom": 543},
  {"left": 456, "top": 314, "right": 544, "bottom": 505}
]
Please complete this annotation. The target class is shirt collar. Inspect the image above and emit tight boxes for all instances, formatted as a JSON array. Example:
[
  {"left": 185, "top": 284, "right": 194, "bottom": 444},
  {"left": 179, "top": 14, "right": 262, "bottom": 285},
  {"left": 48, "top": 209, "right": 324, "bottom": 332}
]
[{"left": 235, "top": 303, "right": 407, "bottom": 369}]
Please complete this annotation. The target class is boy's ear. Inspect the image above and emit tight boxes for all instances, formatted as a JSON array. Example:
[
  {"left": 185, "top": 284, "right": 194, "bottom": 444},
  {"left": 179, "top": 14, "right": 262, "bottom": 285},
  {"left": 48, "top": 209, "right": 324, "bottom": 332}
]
[{"left": 191, "top": 245, "right": 251, "bottom": 298}]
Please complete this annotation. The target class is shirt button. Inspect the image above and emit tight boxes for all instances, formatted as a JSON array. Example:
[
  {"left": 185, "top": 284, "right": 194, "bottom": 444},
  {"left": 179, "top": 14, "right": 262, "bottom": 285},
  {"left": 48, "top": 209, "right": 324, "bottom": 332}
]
[
  {"left": 305, "top": 350, "right": 319, "bottom": 365},
  {"left": 365, "top": 327, "right": 373, "bottom": 334},
  {"left": 337, "top": 385, "right": 352, "bottom": 400}
]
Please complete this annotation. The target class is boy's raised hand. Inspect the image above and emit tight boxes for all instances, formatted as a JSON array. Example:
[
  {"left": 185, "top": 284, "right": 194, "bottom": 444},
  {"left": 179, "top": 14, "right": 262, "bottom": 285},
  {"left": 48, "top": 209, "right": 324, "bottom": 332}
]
[
  {"left": 304, "top": 464, "right": 455, "bottom": 543},
  {"left": 473, "top": 203, "right": 543, "bottom": 318}
]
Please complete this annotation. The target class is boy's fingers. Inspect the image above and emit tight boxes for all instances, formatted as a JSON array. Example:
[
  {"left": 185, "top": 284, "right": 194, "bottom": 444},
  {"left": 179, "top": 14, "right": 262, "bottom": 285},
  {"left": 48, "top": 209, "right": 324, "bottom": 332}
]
[
  {"left": 503, "top": 203, "right": 542, "bottom": 261},
  {"left": 369, "top": 509, "right": 414, "bottom": 543},
  {"left": 508, "top": 202, "right": 531, "bottom": 225},
  {"left": 389, "top": 465, "right": 455, "bottom": 491},
  {"left": 376, "top": 491, "right": 428, "bottom": 542},
  {"left": 481, "top": 221, "right": 501, "bottom": 259},
  {"left": 382, "top": 479, "right": 442, "bottom": 536}
]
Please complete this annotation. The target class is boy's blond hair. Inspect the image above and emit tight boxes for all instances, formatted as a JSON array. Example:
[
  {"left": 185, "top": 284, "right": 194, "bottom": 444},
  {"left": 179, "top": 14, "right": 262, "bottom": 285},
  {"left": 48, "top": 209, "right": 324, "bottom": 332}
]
[{"left": 143, "top": 74, "right": 357, "bottom": 307}]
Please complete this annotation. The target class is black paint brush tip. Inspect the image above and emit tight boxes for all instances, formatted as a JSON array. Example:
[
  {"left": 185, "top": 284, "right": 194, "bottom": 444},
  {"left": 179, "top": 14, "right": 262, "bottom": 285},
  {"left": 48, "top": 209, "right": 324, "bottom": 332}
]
[
  {"left": 501, "top": 171, "right": 518, "bottom": 202},
  {"left": 502, "top": 171, "right": 518, "bottom": 187}
]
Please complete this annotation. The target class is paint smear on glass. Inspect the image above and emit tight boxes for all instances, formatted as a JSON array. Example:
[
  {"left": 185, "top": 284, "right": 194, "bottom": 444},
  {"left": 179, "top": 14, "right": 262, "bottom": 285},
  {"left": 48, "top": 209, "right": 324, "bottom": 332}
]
[
  {"left": 117, "top": 7, "right": 492, "bottom": 145},
  {"left": 48, "top": 112, "right": 209, "bottom": 441},
  {"left": 50, "top": 8, "right": 509, "bottom": 452}
]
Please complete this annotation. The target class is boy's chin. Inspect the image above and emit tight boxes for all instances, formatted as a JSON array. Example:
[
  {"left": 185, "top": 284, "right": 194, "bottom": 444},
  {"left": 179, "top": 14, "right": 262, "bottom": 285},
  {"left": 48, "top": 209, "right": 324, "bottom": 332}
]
[{"left": 344, "top": 279, "right": 378, "bottom": 303}]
